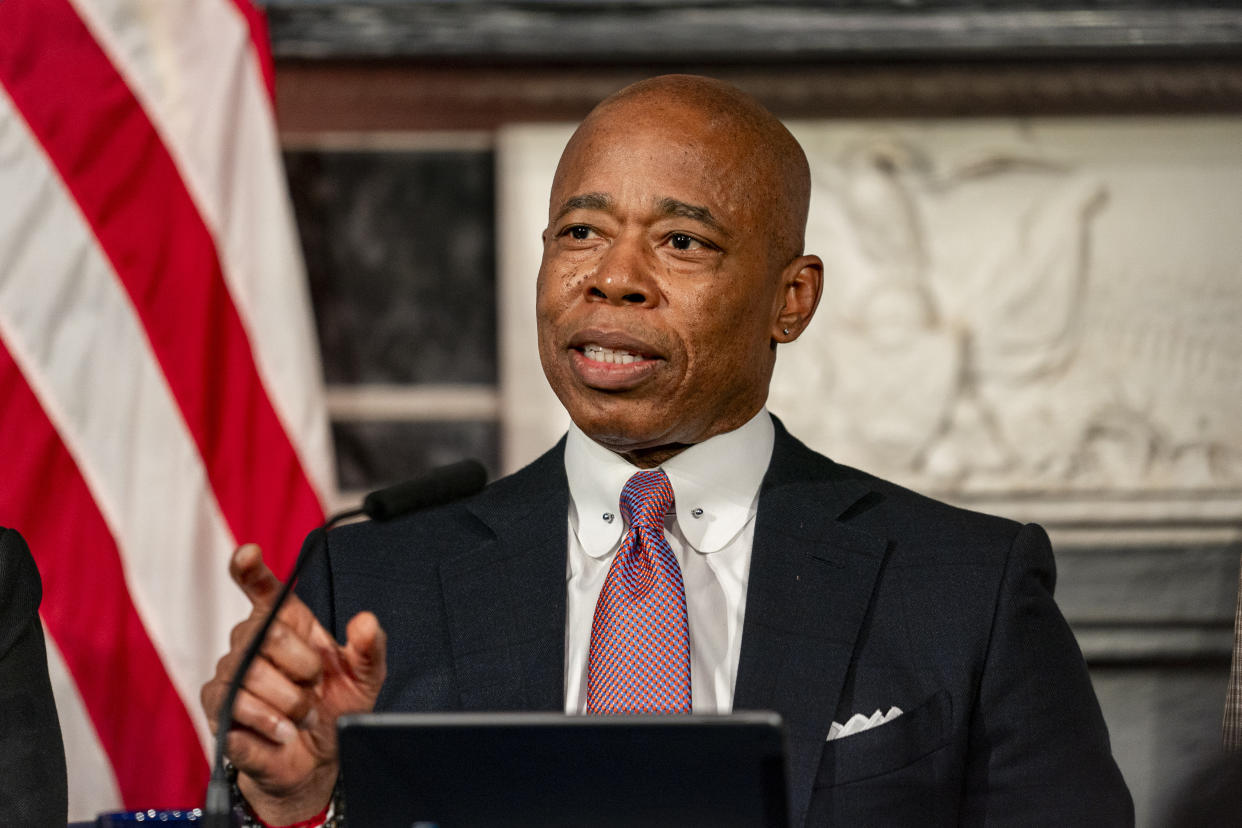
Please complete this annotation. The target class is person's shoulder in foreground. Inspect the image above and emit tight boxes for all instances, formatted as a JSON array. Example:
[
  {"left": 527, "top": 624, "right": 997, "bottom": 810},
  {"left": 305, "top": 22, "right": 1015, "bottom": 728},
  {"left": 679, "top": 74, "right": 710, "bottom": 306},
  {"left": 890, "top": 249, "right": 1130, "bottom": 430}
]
[{"left": 0, "top": 526, "right": 69, "bottom": 827}]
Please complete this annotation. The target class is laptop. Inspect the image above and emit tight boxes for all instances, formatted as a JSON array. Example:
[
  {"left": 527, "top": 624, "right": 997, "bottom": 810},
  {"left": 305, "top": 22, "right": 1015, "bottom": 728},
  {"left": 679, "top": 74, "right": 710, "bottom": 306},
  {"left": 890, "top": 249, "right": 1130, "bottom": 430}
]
[{"left": 338, "top": 711, "right": 788, "bottom": 827}]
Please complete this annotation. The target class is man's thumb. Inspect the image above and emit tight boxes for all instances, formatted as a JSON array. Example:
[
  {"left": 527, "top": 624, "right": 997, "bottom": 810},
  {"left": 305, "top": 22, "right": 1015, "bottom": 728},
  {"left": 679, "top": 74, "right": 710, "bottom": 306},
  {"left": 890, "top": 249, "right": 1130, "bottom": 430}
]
[{"left": 342, "top": 611, "right": 388, "bottom": 694}]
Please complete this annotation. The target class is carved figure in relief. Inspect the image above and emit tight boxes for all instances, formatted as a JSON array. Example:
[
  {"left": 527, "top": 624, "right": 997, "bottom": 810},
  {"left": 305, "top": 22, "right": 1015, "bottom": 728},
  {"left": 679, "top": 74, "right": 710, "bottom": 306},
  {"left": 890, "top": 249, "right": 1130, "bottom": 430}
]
[{"left": 781, "top": 134, "right": 1107, "bottom": 488}]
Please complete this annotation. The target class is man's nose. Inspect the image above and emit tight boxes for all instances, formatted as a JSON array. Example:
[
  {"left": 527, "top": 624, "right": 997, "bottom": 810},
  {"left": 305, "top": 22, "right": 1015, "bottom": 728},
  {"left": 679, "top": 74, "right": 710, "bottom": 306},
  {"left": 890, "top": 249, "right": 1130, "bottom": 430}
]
[{"left": 585, "top": 237, "right": 658, "bottom": 307}]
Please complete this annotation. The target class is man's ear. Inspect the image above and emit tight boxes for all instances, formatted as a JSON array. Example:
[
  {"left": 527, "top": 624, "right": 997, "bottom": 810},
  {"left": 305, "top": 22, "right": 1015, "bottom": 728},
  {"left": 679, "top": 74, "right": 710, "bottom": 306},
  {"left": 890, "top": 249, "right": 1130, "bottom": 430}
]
[{"left": 772, "top": 255, "right": 823, "bottom": 343}]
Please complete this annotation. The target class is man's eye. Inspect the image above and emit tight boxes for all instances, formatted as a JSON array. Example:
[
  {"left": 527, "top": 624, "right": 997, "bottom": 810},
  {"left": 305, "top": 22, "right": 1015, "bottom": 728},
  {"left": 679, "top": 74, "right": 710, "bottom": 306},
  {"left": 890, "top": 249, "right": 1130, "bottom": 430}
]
[
  {"left": 566, "top": 225, "right": 592, "bottom": 240},
  {"left": 669, "top": 233, "right": 701, "bottom": 251}
]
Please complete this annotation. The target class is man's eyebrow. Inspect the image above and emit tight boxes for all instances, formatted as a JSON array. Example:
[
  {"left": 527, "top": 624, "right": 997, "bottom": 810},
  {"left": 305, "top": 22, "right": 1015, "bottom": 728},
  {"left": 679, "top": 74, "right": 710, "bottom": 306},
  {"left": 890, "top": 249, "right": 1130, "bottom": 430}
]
[
  {"left": 655, "top": 197, "right": 731, "bottom": 238},
  {"left": 553, "top": 193, "right": 611, "bottom": 223},
  {"left": 552, "top": 193, "right": 732, "bottom": 238}
]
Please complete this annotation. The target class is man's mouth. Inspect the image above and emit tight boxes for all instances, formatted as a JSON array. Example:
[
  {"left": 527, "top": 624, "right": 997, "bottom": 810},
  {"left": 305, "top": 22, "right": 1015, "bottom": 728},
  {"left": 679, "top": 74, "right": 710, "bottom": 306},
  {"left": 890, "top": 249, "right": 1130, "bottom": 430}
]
[
  {"left": 566, "top": 332, "right": 663, "bottom": 390},
  {"left": 580, "top": 344, "right": 645, "bottom": 365}
]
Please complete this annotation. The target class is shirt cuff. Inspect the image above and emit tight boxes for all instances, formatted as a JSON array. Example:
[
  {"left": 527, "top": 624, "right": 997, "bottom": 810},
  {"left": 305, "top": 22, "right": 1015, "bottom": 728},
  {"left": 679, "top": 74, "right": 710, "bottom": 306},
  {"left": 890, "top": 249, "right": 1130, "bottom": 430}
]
[{"left": 227, "top": 760, "right": 341, "bottom": 828}]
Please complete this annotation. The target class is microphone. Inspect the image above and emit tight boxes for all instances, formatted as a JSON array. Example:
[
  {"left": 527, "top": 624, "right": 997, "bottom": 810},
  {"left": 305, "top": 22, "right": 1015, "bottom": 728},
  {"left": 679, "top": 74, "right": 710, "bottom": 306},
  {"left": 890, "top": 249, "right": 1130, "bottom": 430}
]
[
  {"left": 204, "top": 459, "right": 488, "bottom": 827},
  {"left": 363, "top": 458, "right": 487, "bottom": 520}
]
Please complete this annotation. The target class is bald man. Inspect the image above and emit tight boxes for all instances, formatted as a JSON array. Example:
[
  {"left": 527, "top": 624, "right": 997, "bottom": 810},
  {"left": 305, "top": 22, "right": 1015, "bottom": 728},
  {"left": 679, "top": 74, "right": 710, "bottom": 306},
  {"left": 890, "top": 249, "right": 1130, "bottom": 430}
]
[{"left": 203, "top": 76, "right": 1132, "bottom": 826}]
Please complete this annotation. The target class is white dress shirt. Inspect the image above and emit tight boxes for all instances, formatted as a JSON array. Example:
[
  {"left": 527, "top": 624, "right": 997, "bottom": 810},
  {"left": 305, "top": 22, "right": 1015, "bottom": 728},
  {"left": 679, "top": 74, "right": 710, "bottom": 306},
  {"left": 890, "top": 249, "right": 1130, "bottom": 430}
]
[{"left": 562, "top": 408, "right": 775, "bottom": 714}]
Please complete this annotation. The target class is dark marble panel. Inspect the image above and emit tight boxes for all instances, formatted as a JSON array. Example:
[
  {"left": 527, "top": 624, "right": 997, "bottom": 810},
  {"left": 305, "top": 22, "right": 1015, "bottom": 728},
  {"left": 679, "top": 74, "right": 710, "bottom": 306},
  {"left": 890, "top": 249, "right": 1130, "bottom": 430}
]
[
  {"left": 1055, "top": 544, "right": 1241, "bottom": 624},
  {"left": 266, "top": 1, "right": 1242, "bottom": 7},
  {"left": 265, "top": 1, "right": 1242, "bottom": 61},
  {"left": 1054, "top": 543, "right": 1240, "bottom": 661},
  {"left": 1091, "top": 664, "right": 1231, "bottom": 827},
  {"left": 332, "top": 420, "right": 499, "bottom": 492},
  {"left": 285, "top": 149, "right": 496, "bottom": 385}
]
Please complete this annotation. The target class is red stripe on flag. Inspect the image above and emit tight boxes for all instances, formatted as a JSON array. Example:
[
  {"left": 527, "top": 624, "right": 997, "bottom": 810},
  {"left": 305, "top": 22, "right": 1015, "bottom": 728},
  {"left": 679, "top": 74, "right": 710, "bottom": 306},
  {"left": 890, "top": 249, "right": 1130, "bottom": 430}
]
[
  {"left": 226, "top": 0, "right": 277, "bottom": 104},
  {"left": 0, "top": 0, "right": 323, "bottom": 576},
  {"left": 0, "top": 341, "right": 209, "bottom": 808}
]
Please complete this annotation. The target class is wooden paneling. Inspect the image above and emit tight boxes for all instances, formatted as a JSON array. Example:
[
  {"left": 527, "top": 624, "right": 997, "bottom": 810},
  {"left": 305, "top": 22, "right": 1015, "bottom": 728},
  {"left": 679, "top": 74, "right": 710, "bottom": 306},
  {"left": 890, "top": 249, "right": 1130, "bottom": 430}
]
[{"left": 275, "top": 60, "right": 1242, "bottom": 134}]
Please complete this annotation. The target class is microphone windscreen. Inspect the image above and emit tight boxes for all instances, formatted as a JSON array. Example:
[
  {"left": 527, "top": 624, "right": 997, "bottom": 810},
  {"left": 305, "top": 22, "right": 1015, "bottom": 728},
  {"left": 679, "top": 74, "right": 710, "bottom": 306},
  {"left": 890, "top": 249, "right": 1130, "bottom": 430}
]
[{"left": 362, "top": 459, "right": 487, "bottom": 521}]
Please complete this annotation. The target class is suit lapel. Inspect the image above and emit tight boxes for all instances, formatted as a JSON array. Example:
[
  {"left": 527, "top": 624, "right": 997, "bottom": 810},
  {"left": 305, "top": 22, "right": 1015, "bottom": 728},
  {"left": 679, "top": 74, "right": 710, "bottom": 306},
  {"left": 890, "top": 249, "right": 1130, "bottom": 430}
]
[
  {"left": 439, "top": 442, "right": 569, "bottom": 712},
  {"left": 734, "top": 423, "right": 889, "bottom": 827}
]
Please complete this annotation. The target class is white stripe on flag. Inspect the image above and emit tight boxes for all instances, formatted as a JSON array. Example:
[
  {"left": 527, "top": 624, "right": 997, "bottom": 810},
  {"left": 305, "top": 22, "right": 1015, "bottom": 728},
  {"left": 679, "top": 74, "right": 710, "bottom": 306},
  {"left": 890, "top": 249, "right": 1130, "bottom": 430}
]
[
  {"left": 70, "top": 0, "right": 335, "bottom": 505},
  {"left": 0, "top": 86, "right": 246, "bottom": 756}
]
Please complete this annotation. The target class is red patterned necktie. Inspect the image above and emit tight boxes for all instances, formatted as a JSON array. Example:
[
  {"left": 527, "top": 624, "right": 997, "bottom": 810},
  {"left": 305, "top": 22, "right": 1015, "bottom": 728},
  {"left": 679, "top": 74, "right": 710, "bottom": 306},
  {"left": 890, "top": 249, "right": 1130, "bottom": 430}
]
[{"left": 586, "top": 468, "right": 692, "bottom": 713}]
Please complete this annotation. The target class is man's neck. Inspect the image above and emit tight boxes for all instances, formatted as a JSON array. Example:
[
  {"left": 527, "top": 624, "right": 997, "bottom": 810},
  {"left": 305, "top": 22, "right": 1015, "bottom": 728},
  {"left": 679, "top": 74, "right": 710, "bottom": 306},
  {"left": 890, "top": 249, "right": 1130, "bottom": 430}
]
[
  {"left": 592, "top": 407, "right": 768, "bottom": 469},
  {"left": 619, "top": 444, "right": 691, "bottom": 468}
]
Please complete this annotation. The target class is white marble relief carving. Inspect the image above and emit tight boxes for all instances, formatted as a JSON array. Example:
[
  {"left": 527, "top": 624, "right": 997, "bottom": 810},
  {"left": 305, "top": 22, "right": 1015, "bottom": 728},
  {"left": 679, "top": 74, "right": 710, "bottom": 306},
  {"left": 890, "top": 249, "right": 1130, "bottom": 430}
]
[
  {"left": 499, "top": 119, "right": 1242, "bottom": 521},
  {"left": 770, "top": 120, "right": 1242, "bottom": 499}
]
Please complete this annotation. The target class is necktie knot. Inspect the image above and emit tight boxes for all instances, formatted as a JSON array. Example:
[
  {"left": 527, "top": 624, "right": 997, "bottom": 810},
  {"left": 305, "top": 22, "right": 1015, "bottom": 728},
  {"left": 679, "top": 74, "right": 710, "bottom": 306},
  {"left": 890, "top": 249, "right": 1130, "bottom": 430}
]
[{"left": 619, "top": 468, "right": 674, "bottom": 530}]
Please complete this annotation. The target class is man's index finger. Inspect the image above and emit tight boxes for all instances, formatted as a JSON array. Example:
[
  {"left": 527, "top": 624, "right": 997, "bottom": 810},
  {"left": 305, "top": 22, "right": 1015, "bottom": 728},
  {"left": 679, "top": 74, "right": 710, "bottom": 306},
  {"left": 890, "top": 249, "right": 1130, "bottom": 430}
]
[{"left": 229, "top": 543, "right": 283, "bottom": 610}]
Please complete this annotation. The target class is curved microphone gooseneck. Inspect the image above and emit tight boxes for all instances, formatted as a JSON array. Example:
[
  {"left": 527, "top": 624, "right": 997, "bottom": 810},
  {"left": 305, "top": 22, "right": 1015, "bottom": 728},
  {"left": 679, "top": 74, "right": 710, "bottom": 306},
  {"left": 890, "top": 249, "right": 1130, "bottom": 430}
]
[{"left": 203, "top": 459, "right": 488, "bottom": 828}]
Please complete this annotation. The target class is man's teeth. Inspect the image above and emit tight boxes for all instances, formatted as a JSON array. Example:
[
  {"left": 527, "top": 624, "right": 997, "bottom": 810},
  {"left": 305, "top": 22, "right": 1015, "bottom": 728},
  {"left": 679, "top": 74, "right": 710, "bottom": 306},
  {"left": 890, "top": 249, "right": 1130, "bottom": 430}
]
[{"left": 582, "top": 345, "right": 643, "bottom": 365}]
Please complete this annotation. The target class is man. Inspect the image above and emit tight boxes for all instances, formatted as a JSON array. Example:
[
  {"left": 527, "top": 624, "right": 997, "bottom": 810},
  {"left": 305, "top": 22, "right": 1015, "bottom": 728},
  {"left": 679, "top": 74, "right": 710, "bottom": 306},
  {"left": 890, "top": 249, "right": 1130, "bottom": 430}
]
[{"left": 202, "top": 75, "right": 1132, "bottom": 825}]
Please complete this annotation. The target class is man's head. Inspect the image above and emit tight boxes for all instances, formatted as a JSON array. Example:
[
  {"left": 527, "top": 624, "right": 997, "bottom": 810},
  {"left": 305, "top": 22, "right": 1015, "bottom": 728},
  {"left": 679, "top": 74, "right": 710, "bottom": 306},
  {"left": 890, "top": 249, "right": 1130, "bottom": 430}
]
[{"left": 535, "top": 74, "right": 823, "bottom": 467}]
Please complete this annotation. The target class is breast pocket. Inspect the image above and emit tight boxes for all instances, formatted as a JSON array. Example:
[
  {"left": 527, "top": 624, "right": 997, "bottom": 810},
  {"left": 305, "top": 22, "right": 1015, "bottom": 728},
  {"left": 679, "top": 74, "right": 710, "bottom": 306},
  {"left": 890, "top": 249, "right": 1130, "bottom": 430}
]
[{"left": 813, "top": 689, "right": 952, "bottom": 787}]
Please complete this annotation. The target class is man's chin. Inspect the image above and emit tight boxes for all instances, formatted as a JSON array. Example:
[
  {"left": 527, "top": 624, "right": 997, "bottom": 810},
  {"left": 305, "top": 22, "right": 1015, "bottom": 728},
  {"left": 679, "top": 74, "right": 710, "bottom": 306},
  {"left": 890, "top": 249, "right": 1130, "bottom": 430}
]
[{"left": 567, "top": 404, "right": 668, "bottom": 449}]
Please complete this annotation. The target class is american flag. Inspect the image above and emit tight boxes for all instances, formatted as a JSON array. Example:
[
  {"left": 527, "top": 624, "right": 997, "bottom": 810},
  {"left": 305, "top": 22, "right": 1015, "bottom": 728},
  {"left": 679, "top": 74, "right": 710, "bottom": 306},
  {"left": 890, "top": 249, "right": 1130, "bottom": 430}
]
[{"left": 0, "top": 0, "right": 333, "bottom": 818}]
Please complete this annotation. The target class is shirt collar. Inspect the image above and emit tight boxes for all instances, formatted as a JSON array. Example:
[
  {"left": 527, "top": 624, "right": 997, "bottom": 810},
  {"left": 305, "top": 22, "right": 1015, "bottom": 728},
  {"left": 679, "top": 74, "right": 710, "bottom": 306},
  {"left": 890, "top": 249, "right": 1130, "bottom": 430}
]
[{"left": 565, "top": 408, "right": 775, "bottom": 558}]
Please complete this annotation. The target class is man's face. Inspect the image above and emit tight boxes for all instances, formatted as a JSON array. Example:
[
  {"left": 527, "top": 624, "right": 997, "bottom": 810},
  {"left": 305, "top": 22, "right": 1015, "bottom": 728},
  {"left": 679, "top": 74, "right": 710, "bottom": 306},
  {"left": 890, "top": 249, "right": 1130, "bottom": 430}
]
[{"left": 536, "top": 104, "right": 792, "bottom": 460}]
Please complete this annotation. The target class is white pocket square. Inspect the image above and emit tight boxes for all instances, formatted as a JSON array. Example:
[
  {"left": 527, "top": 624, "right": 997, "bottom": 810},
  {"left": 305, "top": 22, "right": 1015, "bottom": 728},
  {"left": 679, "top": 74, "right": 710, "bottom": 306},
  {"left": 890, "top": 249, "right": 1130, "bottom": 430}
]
[{"left": 826, "top": 706, "right": 903, "bottom": 741}]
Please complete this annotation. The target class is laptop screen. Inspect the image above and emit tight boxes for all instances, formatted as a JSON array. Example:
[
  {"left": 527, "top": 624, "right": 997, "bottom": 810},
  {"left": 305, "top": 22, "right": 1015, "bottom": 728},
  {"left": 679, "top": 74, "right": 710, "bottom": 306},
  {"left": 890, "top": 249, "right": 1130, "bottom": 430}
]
[{"left": 338, "top": 711, "right": 788, "bottom": 827}]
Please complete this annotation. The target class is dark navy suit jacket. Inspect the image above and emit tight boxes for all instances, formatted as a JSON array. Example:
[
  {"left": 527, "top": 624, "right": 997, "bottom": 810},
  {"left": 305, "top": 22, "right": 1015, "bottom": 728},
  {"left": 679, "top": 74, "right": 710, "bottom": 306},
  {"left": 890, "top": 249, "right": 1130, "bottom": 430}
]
[{"left": 298, "top": 420, "right": 1133, "bottom": 826}]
